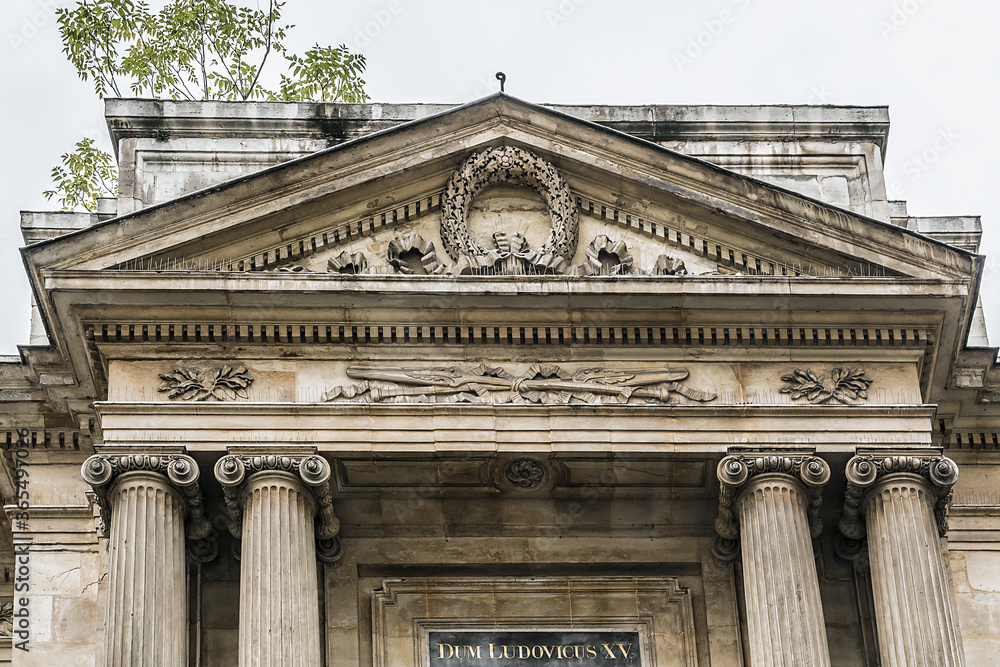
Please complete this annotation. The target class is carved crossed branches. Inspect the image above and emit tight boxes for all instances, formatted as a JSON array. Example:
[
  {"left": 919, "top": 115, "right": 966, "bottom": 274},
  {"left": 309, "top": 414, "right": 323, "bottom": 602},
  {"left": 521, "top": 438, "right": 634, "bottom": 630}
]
[
  {"left": 158, "top": 365, "right": 253, "bottom": 401},
  {"left": 780, "top": 368, "right": 873, "bottom": 404}
]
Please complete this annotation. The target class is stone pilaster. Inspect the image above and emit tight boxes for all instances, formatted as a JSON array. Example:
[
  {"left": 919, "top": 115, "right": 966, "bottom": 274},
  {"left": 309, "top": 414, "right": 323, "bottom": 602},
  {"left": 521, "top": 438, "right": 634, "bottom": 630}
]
[
  {"left": 82, "top": 453, "right": 211, "bottom": 667},
  {"left": 839, "top": 453, "right": 965, "bottom": 667},
  {"left": 714, "top": 454, "right": 832, "bottom": 667},
  {"left": 215, "top": 454, "right": 340, "bottom": 667}
]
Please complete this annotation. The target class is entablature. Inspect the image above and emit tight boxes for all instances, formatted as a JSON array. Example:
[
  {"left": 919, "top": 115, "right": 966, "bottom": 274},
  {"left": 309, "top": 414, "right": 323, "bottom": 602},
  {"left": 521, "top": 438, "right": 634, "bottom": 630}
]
[{"left": 95, "top": 401, "right": 937, "bottom": 454}]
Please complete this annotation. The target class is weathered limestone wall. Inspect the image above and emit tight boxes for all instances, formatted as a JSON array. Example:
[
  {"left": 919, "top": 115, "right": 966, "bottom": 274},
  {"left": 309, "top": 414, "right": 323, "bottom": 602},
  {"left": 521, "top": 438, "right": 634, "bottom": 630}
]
[
  {"left": 106, "top": 100, "right": 892, "bottom": 221},
  {"left": 9, "top": 463, "right": 101, "bottom": 665},
  {"left": 946, "top": 454, "right": 1000, "bottom": 664},
  {"left": 951, "top": 550, "right": 1000, "bottom": 665}
]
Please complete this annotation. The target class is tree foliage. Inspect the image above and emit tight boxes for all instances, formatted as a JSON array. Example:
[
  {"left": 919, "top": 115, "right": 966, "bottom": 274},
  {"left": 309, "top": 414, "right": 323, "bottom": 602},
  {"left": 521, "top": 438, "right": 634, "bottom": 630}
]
[
  {"left": 47, "top": 0, "right": 369, "bottom": 210},
  {"left": 43, "top": 138, "right": 118, "bottom": 212},
  {"left": 57, "top": 0, "right": 368, "bottom": 102}
]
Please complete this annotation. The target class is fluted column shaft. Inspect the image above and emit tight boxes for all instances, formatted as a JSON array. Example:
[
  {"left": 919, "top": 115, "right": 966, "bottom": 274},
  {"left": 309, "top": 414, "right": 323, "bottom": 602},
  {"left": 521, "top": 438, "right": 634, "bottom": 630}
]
[
  {"left": 864, "top": 473, "right": 965, "bottom": 667},
  {"left": 714, "top": 454, "right": 832, "bottom": 667},
  {"left": 738, "top": 473, "right": 831, "bottom": 667},
  {"left": 83, "top": 454, "right": 207, "bottom": 667},
  {"left": 104, "top": 472, "right": 187, "bottom": 666},
  {"left": 239, "top": 471, "right": 321, "bottom": 667}
]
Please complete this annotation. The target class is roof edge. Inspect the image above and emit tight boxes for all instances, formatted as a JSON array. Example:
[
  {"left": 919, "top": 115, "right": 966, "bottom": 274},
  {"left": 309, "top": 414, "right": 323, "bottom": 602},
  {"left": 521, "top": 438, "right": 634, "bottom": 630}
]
[{"left": 105, "top": 97, "right": 891, "bottom": 156}]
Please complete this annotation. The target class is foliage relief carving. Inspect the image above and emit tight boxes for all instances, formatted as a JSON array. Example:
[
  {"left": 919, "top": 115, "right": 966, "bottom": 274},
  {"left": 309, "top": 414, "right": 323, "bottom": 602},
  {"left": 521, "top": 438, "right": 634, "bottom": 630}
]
[
  {"left": 780, "top": 368, "right": 872, "bottom": 404},
  {"left": 158, "top": 365, "right": 254, "bottom": 401}
]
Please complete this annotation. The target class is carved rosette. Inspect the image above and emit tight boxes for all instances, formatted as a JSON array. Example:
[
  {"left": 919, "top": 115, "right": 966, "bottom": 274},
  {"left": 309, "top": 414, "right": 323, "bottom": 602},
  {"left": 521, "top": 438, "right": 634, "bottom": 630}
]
[
  {"left": 327, "top": 250, "right": 369, "bottom": 275},
  {"left": 837, "top": 454, "right": 959, "bottom": 555},
  {"left": 82, "top": 453, "right": 215, "bottom": 561},
  {"left": 386, "top": 233, "right": 447, "bottom": 275},
  {"left": 214, "top": 454, "right": 342, "bottom": 563},
  {"left": 713, "top": 454, "right": 830, "bottom": 562},
  {"left": 440, "top": 146, "right": 579, "bottom": 267},
  {"left": 575, "top": 235, "right": 633, "bottom": 276},
  {"left": 651, "top": 254, "right": 687, "bottom": 276}
]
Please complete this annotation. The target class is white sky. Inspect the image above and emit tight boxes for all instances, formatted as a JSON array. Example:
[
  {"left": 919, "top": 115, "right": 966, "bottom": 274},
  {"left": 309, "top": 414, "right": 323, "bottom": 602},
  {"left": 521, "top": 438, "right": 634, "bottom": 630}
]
[{"left": 2, "top": 0, "right": 999, "bottom": 355}]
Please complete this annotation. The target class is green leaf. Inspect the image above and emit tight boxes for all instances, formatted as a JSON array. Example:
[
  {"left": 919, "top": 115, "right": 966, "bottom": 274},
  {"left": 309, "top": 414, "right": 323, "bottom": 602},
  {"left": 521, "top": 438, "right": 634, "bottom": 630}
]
[{"left": 43, "top": 137, "right": 118, "bottom": 212}]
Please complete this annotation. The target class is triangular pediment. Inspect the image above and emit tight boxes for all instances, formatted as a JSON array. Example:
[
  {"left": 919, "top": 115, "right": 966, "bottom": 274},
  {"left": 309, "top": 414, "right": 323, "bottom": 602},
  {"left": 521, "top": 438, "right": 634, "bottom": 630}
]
[{"left": 26, "top": 94, "right": 977, "bottom": 283}]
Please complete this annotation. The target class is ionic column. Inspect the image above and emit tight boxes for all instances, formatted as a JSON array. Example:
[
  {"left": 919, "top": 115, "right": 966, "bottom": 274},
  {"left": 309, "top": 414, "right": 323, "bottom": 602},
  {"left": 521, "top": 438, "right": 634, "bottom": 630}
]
[
  {"left": 215, "top": 454, "right": 340, "bottom": 667},
  {"left": 714, "top": 454, "right": 832, "bottom": 667},
  {"left": 82, "top": 454, "right": 211, "bottom": 667},
  {"left": 840, "top": 454, "right": 965, "bottom": 667}
]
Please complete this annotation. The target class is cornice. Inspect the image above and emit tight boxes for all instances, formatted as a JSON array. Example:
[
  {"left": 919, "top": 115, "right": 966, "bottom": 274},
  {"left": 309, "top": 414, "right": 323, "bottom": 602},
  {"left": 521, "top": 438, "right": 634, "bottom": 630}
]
[
  {"left": 94, "top": 401, "right": 939, "bottom": 419},
  {"left": 106, "top": 97, "right": 889, "bottom": 153}
]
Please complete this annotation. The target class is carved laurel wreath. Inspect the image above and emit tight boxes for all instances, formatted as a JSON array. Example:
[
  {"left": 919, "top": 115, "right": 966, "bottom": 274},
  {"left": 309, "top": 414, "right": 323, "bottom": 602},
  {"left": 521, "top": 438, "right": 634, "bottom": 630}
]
[{"left": 440, "top": 146, "right": 580, "bottom": 262}]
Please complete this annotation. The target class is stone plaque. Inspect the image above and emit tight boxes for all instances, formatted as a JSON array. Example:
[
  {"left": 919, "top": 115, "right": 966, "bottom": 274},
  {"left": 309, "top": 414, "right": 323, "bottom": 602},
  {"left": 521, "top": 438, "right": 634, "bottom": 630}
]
[{"left": 429, "top": 631, "right": 642, "bottom": 666}]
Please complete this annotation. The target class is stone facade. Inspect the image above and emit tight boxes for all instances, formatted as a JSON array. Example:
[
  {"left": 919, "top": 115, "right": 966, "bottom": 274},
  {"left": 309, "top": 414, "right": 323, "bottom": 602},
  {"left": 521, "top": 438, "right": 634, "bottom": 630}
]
[{"left": 3, "top": 93, "right": 1000, "bottom": 665}]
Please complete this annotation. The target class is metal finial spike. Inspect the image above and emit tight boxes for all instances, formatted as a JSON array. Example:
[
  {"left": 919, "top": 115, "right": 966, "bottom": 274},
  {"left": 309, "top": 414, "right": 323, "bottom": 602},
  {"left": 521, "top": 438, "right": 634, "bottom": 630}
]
[{"left": 495, "top": 71, "right": 506, "bottom": 93}]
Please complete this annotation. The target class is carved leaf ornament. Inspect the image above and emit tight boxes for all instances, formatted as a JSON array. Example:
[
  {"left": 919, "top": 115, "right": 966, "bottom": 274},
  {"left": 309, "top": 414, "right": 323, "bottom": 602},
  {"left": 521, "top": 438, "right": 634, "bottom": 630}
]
[
  {"left": 780, "top": 368, "right": 873, "bottom": 404},
  {"left": 158, "top": 365, "right": 254, "bottom": 401}
]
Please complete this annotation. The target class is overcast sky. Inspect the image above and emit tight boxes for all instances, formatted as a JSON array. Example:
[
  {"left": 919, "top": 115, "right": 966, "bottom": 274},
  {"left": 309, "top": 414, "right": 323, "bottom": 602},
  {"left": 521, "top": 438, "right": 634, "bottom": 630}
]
[{"left": 2, "top": 0, "right": 999, "bottom": 355}]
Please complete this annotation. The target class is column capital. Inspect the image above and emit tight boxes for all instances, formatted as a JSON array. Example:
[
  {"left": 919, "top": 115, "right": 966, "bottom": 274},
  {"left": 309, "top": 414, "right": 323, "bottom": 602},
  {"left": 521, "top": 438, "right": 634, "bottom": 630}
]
[
  {"left": 838, "top": 451, "right": 959, "bottom": 552},
  {"left": 713, "top": 452, "right": 831, "bottom": 562},
  {"left": 214, "top": 452, "right": 342, "bottom": 563},
  {"left": 82, "top": 452, "right": 215, "bottom": 561}
]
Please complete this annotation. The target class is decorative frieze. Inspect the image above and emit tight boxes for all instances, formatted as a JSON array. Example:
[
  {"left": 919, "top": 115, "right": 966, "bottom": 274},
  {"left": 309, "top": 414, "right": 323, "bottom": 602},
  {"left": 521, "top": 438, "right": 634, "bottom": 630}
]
[
  {"left": 651, "top": 254, "right": 687, "bottom": 276},
  {"left": 321, "top": 364, "right": 716, "bottom": 405},
  {"left": 503, "top": 459, "right": 547, "bottom": 489},
  {"left": 214, "top": 454, "right": 341, "bottom": 562},
  {"left": 484, "top": 456, "right": 565, "bottom": 494},
  {"left": 780, "top": 367, "right": 873, "bottom": 404},
  {"left": 157, "top": 364, "right": 254, "bottom": 401},
  {"left": 453, "top": 231, "right": 568, "bottom": 276}
]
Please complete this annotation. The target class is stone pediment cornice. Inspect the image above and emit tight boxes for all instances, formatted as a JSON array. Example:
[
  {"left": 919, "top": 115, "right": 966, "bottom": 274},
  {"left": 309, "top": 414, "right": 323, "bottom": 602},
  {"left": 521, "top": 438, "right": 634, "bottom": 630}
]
[
  {"left": 105, "top": 98, "right": 890, "bottom": 156},
  {"left": 26, "top": 96, "right": 973, "bottom": 281}
]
